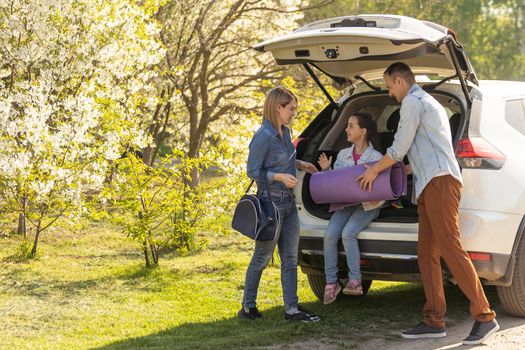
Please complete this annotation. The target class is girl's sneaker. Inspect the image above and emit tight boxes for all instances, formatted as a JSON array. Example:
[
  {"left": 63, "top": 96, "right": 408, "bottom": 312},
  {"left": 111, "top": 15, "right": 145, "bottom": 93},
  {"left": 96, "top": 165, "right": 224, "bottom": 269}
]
[
  {"left": 343, "top": 279, "right": 363, "bottom": 296},
  {"left": 323, "top": 282, "right": 342, "bottom": 305}
]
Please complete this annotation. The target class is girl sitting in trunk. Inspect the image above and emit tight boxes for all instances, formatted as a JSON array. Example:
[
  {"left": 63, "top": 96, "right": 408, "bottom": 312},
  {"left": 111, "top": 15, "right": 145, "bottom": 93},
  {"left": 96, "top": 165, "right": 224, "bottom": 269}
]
[{"left": 317, "top": 112, "right": 383, "bottom": 304}]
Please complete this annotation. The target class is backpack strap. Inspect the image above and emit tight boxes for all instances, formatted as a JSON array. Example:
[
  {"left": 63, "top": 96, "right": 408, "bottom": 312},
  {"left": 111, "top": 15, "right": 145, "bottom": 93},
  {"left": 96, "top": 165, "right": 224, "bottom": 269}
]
[
  {"left": 244, "top": 180, "right": 254, "bottom": 194},
  {"left": 259, "top": 170, "right": 275, "bottom": 203}
]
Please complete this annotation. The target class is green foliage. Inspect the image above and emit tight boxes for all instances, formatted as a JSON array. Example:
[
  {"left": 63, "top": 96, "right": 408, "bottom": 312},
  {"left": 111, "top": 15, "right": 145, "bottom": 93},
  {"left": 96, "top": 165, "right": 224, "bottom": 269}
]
[
  {"left": 280, "top": 73, "right": 340, "bottom": 139},
  {"left": 14, "top": 239, "right": 33, "bottom": 260},
  {"left": 102, "top": 152, "right": 211, "bottom": 267}
]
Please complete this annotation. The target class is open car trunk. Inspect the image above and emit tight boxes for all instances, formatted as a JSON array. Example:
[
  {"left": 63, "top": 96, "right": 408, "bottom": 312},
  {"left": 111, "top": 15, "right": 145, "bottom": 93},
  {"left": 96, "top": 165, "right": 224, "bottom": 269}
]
[
  {"left": 296, "top": 88, "right": 466, "bottom": 223},
  {"left": 254, "top": 14, "right": 475, "bottom": 223},
  {"left": 254, "top": 14, "right": 478, "bottom": 104}
]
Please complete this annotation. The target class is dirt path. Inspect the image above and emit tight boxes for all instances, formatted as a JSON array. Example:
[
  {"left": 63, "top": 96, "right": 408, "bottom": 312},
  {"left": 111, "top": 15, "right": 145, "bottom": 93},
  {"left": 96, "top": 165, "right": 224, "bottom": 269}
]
[
  {"left": 262, "top": 307, "right": 525, "bottom": 350},
  {"left": 356, "top": 311, "right": 525, "bottom": 350}
]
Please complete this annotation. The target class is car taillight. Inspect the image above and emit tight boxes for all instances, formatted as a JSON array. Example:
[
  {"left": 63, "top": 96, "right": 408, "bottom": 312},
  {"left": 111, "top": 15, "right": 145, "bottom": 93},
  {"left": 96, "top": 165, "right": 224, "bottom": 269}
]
[
  {"left": 456, "top": 137, "right": 505, "bottom": 169},
  {"left": 468, "top": 252, "right": 491, "bottom": 262}
]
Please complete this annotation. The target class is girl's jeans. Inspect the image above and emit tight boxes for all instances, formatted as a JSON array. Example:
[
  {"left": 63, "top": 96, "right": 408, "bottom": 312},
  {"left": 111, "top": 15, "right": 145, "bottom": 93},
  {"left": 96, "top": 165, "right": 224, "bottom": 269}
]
[
  {"left": 242, "top": 192, "right": 299, "bottom": 312},
  {"left": 324, "top": 205, "right": 379, "bottom": 283}
]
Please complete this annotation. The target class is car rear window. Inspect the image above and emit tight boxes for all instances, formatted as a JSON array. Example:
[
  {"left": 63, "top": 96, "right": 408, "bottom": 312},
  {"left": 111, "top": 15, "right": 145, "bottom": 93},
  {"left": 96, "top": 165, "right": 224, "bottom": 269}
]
[{"left": 505, "top": 99, "right": 525, "bottom": 136}]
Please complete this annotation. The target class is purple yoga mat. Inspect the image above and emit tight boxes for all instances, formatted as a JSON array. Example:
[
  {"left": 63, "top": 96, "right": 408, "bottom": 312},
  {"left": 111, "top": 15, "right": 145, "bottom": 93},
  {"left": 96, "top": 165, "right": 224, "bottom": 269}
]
[{"left": 309, "top": 161, "right": 407, "bottom": 210}]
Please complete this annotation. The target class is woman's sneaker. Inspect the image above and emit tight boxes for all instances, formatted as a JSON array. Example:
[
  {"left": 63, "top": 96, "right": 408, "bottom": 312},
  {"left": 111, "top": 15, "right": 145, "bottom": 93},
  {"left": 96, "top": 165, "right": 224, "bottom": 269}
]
[
  {"left": 343, "top": 279, "right": 363, "bottom": 296},
  {"left": 323, "top": 282, "right": 342, "bottom": 305},
  {"left": 238, "top": 306, "right": 263, "bottom": 320},
  {"left": 285, "top": 306, "right": 321, "bottom": 323}
]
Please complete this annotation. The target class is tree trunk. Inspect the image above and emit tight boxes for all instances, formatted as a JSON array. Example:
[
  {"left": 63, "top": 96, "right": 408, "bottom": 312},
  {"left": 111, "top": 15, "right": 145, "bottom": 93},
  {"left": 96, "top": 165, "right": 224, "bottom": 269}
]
[
  {"left": 150, "top": 242, "right": 159, "bottom": 267},
  {"left": 186, "top": 138, "right": 203, "bottom": 189},
  {"left": 143, "top": 240, "right": 151, "bottom": 268},
  {"left": 189, "top": 167, "right": 200, "bottom": 189},
  {"left": 30, "top": 220, "right": 41, "bottom": 258},
  {"left": 17, "top": 196, "right": 27, "bottom": 238},
  {"left": 17, "top": 214, "right": 26, "bottom": 238}
]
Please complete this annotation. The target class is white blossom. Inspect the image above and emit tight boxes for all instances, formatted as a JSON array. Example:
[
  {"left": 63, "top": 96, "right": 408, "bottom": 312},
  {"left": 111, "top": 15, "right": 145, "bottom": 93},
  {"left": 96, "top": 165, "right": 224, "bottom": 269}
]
[{"left": 0, "top": 0, "right": 163, "bottom": 226}]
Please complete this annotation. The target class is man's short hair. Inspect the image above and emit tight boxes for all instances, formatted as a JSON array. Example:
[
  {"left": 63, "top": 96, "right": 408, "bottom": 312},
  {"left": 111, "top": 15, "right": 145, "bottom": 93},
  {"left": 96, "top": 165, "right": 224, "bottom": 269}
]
[{"left": 384, "top": 62, "right": 415, "bottom": 84}]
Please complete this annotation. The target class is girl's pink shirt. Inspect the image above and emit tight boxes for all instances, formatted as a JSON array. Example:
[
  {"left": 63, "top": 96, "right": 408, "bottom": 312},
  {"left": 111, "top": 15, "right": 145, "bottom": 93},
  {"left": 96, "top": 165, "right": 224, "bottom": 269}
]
[{"left": 352, "top": 148, "right": 361, "bottom": 164}]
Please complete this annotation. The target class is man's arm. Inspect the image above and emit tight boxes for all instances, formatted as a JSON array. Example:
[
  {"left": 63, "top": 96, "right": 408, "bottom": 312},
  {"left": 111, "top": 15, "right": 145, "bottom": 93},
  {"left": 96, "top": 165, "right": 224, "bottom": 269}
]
[
  {"left": 385, "top": 96, "right": 422, "bottom": 163},
  {"left": 357, "top": 95, "right": 422, "bottom": 191}
]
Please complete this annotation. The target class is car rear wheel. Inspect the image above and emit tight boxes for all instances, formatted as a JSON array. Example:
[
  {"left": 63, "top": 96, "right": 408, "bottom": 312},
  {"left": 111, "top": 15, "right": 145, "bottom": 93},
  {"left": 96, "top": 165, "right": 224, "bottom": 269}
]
[
  {"left": 306, "top": 273, "right": 372, "bottom": 301},
  {"left": 496, "top": 230, "right": 525, "bottom": 317}
]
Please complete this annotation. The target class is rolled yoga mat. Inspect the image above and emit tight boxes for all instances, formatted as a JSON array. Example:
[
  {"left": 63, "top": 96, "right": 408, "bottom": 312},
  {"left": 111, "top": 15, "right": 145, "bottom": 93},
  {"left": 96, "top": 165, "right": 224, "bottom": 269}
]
[{"left": 309, "top": 161, "right": 407, "bottom": 209}]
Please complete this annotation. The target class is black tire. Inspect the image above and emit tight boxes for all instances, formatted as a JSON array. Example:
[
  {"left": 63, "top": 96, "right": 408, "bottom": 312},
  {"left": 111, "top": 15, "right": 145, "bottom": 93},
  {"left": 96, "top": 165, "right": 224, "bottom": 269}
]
[
  {"left": 306, "top": 273, "right": 372, "bottom": 302},
  {"left": 306, "top": 273, "right": 326, "bottom": 301},
  {"left": 497, "top": 231, "right": 525, "bottom": 317}
]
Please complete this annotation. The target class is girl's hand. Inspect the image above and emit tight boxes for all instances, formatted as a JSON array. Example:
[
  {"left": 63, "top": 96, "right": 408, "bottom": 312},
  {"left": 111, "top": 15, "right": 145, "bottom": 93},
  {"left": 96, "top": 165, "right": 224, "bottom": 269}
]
[
  {"left": 298, "top": 160, "right": 318, "bottom": 174},
  {"left": 317, "top": 153, "right": 332, "bottom": 171},
  {"left": 274, "top": 173, "right": 298, "bottom": 188}
]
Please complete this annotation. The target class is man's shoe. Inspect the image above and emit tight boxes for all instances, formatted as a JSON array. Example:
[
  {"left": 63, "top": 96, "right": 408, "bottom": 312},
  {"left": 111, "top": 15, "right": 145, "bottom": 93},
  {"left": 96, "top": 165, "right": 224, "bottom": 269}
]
[
  {"left": 401, "top": 322, "right": 446, "bottom": 339},
  {"left": 238, "top": 307, "right": 262, "bottom": 320},
  {"left": 284, "top": 306, "right": 321, "bottom": 323},
  {"left": 462, "top": 319, "right": 499, "bottom": 345}
]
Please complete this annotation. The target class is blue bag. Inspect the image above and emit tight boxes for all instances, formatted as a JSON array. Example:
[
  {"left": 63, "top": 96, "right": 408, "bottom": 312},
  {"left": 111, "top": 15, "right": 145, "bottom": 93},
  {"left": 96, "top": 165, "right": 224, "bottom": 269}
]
[{"left": 231, "top": 173, "right": 281, "bottom": 241}]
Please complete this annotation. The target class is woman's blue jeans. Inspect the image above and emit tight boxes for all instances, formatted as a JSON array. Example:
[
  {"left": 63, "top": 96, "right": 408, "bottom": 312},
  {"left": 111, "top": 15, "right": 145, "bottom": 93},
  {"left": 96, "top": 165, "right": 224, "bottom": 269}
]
[
  {"left": 324, "top": 205, "right": 379, "bottom": 283},
  {"left": 242, "top": 192, "right": 299, "bottom": 312}
]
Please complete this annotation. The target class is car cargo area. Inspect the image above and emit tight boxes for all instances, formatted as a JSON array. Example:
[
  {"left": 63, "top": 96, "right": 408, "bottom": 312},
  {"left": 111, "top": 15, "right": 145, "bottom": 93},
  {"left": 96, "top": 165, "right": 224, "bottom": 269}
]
[{"left": 298, "top": 89, "right": 464, "bottom": 224}]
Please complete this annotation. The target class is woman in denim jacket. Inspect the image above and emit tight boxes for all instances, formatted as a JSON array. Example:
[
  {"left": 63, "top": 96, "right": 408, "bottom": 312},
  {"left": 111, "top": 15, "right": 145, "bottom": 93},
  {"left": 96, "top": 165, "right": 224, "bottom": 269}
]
[
  {"left": 317, "top": 112, "right": 383, "bottom": 304},
  {"left": 238, "top": 86, "right": 320, "bottom": 322}
]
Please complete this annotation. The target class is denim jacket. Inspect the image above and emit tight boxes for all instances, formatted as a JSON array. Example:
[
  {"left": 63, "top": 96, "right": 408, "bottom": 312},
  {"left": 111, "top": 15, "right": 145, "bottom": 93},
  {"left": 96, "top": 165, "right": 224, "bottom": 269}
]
[
  {"left": 247, "top": 119, "right": 296, "bottom": 197},
  {"left": 333, "top": 143, "right": 383, "bottom": 169},
  {"left": 386, "top": 84, "right": 462, "bottom": 200}
]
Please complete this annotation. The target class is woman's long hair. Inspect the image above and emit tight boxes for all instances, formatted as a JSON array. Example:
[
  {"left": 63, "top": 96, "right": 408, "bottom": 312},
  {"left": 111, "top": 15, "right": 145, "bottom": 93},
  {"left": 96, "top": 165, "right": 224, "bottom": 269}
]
[
  {"left": 263, "top": 86, "right": 298, "bottom": 130},
  {"left": 351, "top": 112, "right": 380, "bottom": 151}
]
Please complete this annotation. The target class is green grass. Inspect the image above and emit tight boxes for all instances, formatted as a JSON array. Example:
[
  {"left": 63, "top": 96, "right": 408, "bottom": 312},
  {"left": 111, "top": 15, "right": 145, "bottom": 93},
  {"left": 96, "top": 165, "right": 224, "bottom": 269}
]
[{"left": 0, "top": 224, "right": 500, "bottom": 349}]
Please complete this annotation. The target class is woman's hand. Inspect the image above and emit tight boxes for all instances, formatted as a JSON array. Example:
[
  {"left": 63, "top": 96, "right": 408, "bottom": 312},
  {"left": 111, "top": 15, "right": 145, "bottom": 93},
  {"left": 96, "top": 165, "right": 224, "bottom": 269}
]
[
  {"left": 405, "top": 164, "right": 412, "bottom": 175},
  {"left": 297, "top": 160, "right": 318, "bottom": 174},
  {"left": 274, "top": 173, "right": 298, "bottom": 188},
  {"left": 317, "top": 153, "right": 332, "bottom": 171}
]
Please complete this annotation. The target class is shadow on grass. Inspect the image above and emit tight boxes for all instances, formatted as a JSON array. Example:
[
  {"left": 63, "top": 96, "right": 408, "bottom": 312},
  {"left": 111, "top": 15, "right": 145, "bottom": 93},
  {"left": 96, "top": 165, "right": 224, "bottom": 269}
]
[
  {"left": 93, "top": 282, "right": 502, "bottom": 350},
  {"left": 1, "top": 249, "right": 141, "bottom": 264},
  {"left": 2, "top": 253, "right": 32, "bottom": 263},
  {"left": 0, "top": 264, "right": 157, "bottom": 298},
  {"left": 1, "top": 259, "right": 239, "bottom": 299}
]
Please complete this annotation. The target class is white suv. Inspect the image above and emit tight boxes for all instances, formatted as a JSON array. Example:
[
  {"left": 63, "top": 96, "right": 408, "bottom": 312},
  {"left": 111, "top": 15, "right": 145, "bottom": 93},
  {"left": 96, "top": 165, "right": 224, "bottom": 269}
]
[{"left": 255, "top": 14, "right": 525, "bottom": 316}]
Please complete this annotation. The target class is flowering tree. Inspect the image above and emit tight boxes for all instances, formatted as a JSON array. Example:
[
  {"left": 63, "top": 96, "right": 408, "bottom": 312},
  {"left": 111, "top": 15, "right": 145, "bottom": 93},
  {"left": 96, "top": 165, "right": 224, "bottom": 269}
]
[
  {"left": 0, "top": 0, "right": 163, "bottom": 256},
  {"left": 142, "top": 0, "right": 317, "bottom": 183},
  {"left": 123, "top": 1, "right": 333, "bottom": 249}
]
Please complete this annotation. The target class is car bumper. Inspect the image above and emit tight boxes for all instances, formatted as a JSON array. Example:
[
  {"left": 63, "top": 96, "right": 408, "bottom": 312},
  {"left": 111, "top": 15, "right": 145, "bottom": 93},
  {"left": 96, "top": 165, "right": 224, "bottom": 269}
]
[{"left": 298, "top": 236, "right": 512, "bottom": 286}]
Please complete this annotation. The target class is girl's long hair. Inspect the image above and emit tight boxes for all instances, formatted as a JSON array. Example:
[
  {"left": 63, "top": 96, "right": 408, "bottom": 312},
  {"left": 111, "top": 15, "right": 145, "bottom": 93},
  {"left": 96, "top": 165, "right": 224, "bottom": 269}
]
[
  {"left": 263, "top": 86, "right": 298, "bottom": 130},
  {"left": 351, "top": 112, "right": 380, "bottom": 151}
]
